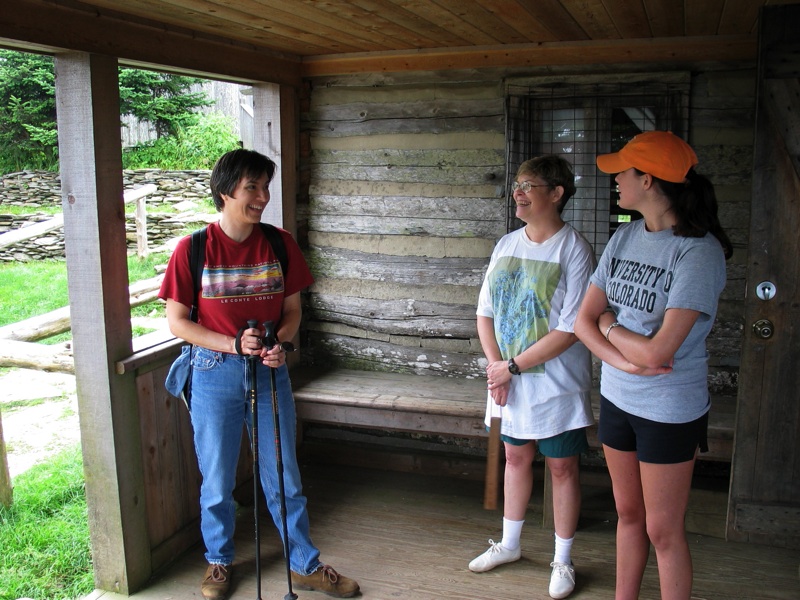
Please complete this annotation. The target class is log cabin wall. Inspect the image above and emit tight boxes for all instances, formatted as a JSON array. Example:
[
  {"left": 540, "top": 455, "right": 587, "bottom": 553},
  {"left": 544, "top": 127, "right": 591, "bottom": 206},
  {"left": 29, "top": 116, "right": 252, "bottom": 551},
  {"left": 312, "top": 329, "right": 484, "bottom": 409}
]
[
  {"left": 298, "top": 76, "right": 507, "bottom": 379},
  {"left": 690, "top": 68, "right": 754, "bottom": 397},
  {"left": 298, "top": 63, "right": 754, "bottom": 397}
]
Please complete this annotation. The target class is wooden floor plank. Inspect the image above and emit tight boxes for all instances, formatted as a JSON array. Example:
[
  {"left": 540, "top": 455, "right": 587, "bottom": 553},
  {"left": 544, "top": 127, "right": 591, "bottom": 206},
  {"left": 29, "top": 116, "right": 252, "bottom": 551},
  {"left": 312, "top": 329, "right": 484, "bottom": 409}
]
[{"left": 85, "top": 457, "right": 799, "bottom": 600}]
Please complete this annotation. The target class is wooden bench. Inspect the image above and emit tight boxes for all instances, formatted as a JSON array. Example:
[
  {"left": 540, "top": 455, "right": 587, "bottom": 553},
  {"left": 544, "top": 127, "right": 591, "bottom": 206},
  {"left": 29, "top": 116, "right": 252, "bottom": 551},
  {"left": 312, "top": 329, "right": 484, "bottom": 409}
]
[
  {"left": 292, "top": 368, "right": 735, "bottom": 530},
  {"left": 292, "top": 368, "right": 488, "bottom": 442},
  {"left": 291, "top": 367, "right": 734, "bottom": 463}
]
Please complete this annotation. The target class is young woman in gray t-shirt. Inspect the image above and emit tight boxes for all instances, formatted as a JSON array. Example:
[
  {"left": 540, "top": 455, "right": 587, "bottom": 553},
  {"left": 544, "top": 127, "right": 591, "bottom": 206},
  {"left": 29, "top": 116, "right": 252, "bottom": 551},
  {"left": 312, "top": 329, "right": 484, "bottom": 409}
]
[{"left": 575, "top": 131, "right": 732, "bottom": 600}]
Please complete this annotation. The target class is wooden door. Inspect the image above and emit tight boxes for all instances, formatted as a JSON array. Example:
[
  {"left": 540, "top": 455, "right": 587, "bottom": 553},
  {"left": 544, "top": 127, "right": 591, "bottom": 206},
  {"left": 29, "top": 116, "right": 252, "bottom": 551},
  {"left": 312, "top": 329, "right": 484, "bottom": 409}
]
[{"left": 726, "top": 5, "right": 800, "bottom": 548}]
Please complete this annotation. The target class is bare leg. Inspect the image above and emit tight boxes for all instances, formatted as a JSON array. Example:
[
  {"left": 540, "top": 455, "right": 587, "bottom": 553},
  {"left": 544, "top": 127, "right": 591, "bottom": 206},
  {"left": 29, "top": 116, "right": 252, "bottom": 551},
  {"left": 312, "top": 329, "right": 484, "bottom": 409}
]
[
  {"left": 603, "top": 445, "right": 649, "bottom": 600},
  {"left": 641, "top": 458, "right": 696, "bottom": 600},
  {"left": 503, "top": 441, "right": 536, "bottom": 521},
  {"left": 546, "top": 455, "right": 581, "bottom": 540},
  {"left": 468, "top": 440, "right": 534, "bottom": 572}
]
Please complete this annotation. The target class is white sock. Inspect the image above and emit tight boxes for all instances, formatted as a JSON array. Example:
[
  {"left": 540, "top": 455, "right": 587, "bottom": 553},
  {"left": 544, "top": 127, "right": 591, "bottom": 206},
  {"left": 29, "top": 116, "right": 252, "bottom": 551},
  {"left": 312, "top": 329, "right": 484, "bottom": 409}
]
[
  {"left": 500, "top": 517, "right": 524, "bottom": 550},
  {"left": 554, "top": 533, "right": 573, "bottom": 564}
]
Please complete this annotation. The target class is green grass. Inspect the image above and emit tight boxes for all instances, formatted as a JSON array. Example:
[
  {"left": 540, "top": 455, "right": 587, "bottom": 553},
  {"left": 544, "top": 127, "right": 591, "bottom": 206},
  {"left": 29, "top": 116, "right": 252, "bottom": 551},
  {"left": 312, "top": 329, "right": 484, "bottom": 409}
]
[
  {"left": 1, "top": 398, "right": 47, "bottom": 412},
  {"left": 127, "top": 251, "right": 171, "bottom": 284},
  {"left": 0, "top": 245, "right": 174, "bottom": 600},
  {"left": 0, "top": 259, "right": 69, "bottom": 326},
  {"left": 0, "top": 204, "right": 62, "bottom": 216},
  {"left": 0, "top": 446, "right": 93, "bottom": 600},
  {"left": 0, "top": 252, "right": 170, "bottom": 329},
  {"left": 0, "top": 240, "right": 178, "bottom": 598}
]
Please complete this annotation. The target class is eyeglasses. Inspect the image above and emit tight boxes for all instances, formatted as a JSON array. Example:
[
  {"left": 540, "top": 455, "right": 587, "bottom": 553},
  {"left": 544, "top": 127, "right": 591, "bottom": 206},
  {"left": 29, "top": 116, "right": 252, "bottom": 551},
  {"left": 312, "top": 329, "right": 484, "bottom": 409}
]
[{"left": 511, "top": 181, "right": 551, "bottom": 193}]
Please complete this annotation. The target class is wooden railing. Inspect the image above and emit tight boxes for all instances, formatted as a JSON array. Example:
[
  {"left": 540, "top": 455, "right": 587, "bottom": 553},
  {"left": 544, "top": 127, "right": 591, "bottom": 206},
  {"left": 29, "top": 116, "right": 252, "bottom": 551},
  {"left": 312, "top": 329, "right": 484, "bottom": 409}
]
[
  {"left": 0, "top": 184, "right": 158, "bottom": 257},
  {"left": 123, "top": 184, "right": 158, "bottom": 258}
]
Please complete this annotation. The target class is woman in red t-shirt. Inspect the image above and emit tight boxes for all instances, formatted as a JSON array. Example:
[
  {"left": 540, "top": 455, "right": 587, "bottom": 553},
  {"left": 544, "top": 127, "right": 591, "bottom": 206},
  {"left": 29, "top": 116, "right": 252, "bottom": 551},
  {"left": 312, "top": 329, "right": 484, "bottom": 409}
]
[{"left": 159, "top": 149, "right": 359, "bottom": 600}]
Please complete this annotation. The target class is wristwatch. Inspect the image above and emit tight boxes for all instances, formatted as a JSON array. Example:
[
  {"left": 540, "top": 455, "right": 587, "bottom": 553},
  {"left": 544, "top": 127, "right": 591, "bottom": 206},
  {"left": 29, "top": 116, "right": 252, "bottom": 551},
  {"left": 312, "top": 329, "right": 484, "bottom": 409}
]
[{"left": 507, "top": 358, "right": 521, "bottom": 375}]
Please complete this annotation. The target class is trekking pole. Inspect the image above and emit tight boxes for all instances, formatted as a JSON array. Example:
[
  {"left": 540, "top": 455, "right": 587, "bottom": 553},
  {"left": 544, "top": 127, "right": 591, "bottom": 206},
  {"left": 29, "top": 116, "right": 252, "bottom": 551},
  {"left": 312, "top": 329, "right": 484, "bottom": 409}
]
[
  {"left": 261, "top": 320, "right": 298, "bottom": 600},
  {"left": 246, "top": 319, "right": 264, "bottom": 600}
]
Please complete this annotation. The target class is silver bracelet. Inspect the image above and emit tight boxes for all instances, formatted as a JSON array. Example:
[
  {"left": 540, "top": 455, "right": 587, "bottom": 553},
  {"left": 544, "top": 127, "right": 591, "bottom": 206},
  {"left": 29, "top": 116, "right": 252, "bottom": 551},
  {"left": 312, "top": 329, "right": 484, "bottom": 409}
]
[{"left": 605, "top": 321, "right": 621, "bottom": 341}]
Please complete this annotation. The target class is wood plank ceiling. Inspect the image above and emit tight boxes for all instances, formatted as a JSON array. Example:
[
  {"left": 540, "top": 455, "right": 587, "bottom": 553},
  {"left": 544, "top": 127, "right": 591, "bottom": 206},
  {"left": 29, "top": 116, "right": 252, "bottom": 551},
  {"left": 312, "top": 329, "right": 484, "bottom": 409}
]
[
  {"left": 65, "top": 0, "right": 769, "bottom": 55},
  {"left": 3, "top": 0, "right": 798, "bottom": 78}
]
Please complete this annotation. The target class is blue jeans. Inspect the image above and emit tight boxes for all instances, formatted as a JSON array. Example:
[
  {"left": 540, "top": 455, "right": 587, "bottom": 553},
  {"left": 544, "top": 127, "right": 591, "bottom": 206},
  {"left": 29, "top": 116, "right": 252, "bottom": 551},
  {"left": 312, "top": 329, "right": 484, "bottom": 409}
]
[{"left": 189, "top": 347, "right": 321, "bottom": 574}]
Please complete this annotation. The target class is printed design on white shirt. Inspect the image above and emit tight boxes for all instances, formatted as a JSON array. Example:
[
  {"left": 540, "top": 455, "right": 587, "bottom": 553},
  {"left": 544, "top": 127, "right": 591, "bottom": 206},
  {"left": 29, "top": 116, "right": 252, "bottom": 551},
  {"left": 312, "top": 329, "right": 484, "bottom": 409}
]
[{"left": 489, "top": 255, "right": 561, "bottom": 374}]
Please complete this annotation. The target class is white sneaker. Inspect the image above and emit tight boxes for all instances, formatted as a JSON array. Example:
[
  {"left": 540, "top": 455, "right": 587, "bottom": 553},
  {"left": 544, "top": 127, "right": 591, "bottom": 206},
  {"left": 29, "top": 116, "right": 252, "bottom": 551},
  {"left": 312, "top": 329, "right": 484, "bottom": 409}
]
[
  {"left": 549, "top": 561, "right": 575, "bottom": 599},
  {"left": 468, "top": 539, "right": 521, "bottom": 572}
]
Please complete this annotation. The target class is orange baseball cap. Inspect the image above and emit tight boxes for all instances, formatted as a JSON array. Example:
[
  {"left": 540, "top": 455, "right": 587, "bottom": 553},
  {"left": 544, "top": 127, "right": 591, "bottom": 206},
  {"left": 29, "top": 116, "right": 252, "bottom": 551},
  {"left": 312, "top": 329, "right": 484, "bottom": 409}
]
[{"left": 596, "top": 131, "right": 698, "bottom": 183}]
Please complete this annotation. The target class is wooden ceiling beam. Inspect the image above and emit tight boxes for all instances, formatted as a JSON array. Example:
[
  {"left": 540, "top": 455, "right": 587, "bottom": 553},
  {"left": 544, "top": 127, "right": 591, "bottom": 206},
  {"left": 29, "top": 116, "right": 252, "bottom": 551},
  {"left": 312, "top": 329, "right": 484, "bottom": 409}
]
[
  {"left": 301, "top": 35, "right": 757, "bottom": 77},
  {"left": 0, "top": 0, "right": 302, "bottom": 86}
]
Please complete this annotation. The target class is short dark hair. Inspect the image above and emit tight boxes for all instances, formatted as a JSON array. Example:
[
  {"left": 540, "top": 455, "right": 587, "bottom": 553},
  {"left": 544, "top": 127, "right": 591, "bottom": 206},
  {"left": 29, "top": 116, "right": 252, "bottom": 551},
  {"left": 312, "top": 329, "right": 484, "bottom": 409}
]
[
  {"left": 516, "top": 155, "right": 577, "bottom": 213},
  {"left": 210, "top": 149, "right": 277, "bottom": 212}
]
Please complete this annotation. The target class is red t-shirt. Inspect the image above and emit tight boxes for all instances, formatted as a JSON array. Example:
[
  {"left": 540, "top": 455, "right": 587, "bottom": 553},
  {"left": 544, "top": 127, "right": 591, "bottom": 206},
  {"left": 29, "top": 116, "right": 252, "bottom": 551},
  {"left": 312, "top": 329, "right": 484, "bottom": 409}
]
[{"left": 159, "top": 222, "right": 314, "bottom": 337}]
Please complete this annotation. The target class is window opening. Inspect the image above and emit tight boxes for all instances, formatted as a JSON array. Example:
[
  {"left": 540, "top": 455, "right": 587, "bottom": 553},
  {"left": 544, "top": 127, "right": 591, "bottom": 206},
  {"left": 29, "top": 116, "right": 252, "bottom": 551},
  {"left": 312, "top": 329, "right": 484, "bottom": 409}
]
[{"left": 505, "top": 77, "right": 689, "bottom": 259}]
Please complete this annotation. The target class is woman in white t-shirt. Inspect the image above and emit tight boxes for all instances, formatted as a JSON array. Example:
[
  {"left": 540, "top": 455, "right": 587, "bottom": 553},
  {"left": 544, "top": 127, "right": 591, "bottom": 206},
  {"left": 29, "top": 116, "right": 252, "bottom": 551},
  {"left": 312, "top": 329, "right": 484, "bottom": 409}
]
[{"left": 469, "top": 155, "right": 594, "bottom": 600}]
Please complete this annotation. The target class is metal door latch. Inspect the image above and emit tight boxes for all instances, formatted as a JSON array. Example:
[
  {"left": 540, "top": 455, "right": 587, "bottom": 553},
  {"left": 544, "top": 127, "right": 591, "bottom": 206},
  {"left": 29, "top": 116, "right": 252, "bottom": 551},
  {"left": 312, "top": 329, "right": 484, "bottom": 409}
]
[{"left": 756, "top": 281, "right": 776, "bottom": 301}]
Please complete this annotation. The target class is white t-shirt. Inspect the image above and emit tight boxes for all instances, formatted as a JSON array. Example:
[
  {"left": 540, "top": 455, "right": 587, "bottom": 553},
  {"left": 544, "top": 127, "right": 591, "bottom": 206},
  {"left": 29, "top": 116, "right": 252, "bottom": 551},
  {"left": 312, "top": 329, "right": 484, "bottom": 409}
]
[{"left": 476, "top": 224, "right": 595, "bottom": 440}]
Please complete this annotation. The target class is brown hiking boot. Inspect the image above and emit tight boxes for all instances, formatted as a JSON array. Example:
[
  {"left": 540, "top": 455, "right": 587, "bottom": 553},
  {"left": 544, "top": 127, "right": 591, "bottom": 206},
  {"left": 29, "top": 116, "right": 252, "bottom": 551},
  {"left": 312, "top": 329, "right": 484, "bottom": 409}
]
[
  {"left": 201, "top": 563, "right": 232, "bottom": 600},
  {"left": 291, "top": 564, "right": 360, "bottom": 597}
]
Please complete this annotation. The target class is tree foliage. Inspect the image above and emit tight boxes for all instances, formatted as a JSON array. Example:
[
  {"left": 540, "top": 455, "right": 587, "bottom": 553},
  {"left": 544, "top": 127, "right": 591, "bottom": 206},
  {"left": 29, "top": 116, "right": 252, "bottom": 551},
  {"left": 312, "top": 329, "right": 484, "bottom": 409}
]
[
  {"left": 0, "top": 50, "right": 218, "bottom": 173},
  {"left": 122, "top": 112, "right": 240, "bottom": 170},
  {"left": 0, "top": 50, "right": 58, "bottom": 172},
  {"left": 118, "top": 69, "right": 212, "bottom": 139}
]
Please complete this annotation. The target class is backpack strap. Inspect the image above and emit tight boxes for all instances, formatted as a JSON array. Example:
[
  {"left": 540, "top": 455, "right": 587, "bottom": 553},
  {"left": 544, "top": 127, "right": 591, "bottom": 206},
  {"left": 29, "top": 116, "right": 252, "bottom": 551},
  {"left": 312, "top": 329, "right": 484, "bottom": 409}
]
[
  {"left": 259, "top": 222, "right": 288, "bottom": 277},
  {"left": 188, "top": 226, "right": 207, "bottom": 323}
]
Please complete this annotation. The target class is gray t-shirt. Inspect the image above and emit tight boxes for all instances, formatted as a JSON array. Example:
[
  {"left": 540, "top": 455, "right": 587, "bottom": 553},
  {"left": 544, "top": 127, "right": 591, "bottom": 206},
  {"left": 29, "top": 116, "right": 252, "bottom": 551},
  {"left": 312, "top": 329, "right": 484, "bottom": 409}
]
[{"left": 590, "top": 220, "right": 726, "bottom": 423}]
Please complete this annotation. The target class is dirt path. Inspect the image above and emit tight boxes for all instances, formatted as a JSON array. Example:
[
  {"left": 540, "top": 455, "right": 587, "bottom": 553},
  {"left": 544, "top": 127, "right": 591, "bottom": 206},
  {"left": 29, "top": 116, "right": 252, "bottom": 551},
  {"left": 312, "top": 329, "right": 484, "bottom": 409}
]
[
  {"left": 1, "top": 318, "right": 170, "bottom": 479},
  {"left": 1, "top": 368, "right": 80, "bottom": 478}
]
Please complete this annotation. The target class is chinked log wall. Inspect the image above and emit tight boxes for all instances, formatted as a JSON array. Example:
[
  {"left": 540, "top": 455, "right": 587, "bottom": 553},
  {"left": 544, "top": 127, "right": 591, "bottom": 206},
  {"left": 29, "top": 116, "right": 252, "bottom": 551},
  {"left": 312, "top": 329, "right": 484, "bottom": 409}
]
[
  {"left": 299, "top": 80, "right": 507, "bottom": 379},
  {"left": 297, "top": 66, "right": 754, "bottom": 465}
]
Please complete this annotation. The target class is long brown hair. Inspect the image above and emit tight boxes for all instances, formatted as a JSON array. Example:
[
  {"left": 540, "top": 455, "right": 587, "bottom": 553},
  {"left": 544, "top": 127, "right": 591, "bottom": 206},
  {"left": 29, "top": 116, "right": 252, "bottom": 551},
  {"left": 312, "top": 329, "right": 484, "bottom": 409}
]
[{"left": 639, "top": 168, "right": 733, "bottom": 259}]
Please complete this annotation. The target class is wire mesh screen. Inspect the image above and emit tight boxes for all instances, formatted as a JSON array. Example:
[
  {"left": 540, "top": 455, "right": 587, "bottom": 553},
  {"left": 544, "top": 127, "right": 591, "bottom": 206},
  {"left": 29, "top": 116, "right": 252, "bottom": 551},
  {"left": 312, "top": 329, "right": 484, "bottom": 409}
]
[{"left": 505, "top": 76, "right": 689, "bottom": 259}]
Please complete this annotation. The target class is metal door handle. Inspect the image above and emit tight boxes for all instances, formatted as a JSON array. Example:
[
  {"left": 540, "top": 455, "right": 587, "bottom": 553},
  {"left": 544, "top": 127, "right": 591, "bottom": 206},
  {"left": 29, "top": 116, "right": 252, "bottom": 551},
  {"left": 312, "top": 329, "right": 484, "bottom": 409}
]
[{"left": 752, "top": 319, "right": 774, "bottom": 339}]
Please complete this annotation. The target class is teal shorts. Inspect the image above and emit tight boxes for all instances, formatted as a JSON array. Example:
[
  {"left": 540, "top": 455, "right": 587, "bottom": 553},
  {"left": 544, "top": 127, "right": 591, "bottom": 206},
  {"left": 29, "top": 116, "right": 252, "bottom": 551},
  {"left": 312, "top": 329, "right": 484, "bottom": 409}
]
[{"left": 500, "top": 427, "right": 589, "bottom": 458}]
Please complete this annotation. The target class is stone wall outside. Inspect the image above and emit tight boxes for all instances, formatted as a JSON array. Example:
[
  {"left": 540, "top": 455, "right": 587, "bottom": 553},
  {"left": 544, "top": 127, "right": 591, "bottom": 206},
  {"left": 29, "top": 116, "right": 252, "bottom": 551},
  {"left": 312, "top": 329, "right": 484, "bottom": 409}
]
[{"left": 0, "top": 169, "right": 215, "bottom": 261}]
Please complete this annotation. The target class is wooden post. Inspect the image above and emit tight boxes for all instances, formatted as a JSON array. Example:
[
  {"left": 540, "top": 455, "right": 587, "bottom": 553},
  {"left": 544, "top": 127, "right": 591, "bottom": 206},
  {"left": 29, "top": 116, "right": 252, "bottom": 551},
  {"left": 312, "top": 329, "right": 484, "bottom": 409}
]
[
  {"left": 0, "top": 410, "right": 12, "bottom": 507},
  {"left": 251, "top": 83, "right": 286, "bottom": 229},
  {"left": 251, "top": 83, "right": 299, "bottom": 234},
  {"left": 135, "top": 195, "right": 148, "bottom": 258},
  {"left": 252, "top": 82, "right": 302, "bottom": 360},
  {"left": 123, "top": 184, "right": 156, "bottom": 259},
  {"left": 55, "top": 52, "right": 151, "bottom": 593}
]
